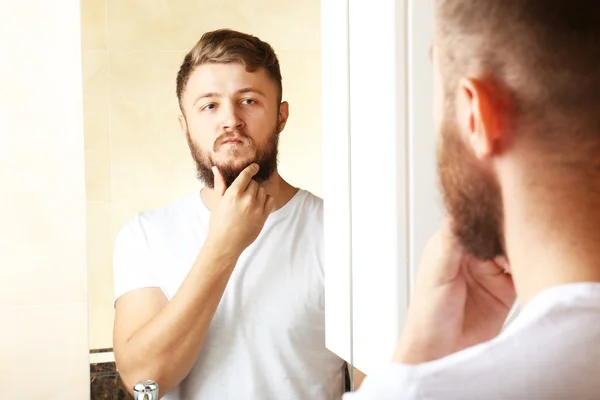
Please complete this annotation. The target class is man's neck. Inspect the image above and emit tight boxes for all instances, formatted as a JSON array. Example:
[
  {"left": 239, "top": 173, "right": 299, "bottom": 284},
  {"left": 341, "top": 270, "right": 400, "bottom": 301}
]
[
  {"left": 200, "top": 171, "right": 298, "bottom": 213},
  {"left": 503, "top": 172, "right": 600, "bottom": 306}
]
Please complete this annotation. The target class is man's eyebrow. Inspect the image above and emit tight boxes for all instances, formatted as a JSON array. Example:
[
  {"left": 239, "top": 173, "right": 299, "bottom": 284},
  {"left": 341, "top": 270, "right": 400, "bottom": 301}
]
[
  {"left": 192, "top": 92, "right": 220, "bottom": 106},
  {"left": 191, "top": 87, "right": 267, "bottom": 106},
  {"left": 235, "top": 87, "right": 267, "bottom": 97}
]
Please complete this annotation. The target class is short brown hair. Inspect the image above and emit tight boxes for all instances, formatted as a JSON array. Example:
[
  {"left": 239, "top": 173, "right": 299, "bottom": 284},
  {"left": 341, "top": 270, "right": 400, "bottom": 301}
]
[
  {"left": 436, "top": 1, "right": 600, "bottom": 163},
  {"left": 176, "top": 29, "right": 282, "bottom": 111}
]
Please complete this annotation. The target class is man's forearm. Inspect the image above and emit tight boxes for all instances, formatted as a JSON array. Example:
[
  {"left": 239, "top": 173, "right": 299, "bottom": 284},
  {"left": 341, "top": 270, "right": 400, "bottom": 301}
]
[{"left": 117, "top": 240, "right": 239, "bottom": 395}]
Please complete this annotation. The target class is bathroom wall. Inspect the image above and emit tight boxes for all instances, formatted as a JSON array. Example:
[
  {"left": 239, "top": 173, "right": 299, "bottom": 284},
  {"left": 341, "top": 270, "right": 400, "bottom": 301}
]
[
  {"left": 81, "top": 0, "right": 323, "bottom": 350},
  {"left": 0, "top": 1, "right": 90, "bottom": 398}
]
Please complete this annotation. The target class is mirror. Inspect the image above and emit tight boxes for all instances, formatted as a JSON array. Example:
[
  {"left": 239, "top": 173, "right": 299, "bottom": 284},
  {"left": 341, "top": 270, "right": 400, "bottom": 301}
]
[{"left": 80, "top": 0, "right": 357, "bottom": 398}]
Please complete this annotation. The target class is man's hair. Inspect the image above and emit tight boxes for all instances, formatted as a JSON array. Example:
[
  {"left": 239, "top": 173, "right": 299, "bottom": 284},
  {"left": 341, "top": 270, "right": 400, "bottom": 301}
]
[
  {"left": 436, "top": 1, "right": 600, "bottom": 166},
  {"left": 176, "top": 29, "right": 283, "bottom": 111}
]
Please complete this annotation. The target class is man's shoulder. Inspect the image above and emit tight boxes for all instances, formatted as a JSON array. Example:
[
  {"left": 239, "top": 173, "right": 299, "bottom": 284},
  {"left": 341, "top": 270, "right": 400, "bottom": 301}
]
[
  {"left": 299, "top": 189, "right": 323, "bottom": 208},
  {"left": 301, "top": 188, "right": 323, "bottom": 201},
  {"left": 292, "top": 189, "right": 324, "bottom": 222},
  {"left": 115, "top": 191, "right": 199, "bottom": 244}
]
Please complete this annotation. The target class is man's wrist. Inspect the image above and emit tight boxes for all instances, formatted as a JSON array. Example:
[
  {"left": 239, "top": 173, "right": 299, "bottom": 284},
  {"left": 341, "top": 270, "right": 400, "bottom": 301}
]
[
  {"left": 201, "top": 236, "right": 242, "bottom": 267},
  {"left": 393, "top": 330, "right": 442, "bottom": 365},
  {"left": 393, "top": 336, "right": 422, "bottom": 364}
]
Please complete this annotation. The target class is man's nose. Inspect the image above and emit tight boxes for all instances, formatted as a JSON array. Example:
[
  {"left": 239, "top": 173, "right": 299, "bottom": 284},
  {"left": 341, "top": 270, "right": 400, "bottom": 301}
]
[{"left": 221, "top": 104, "right": 245, "bottom": 132}]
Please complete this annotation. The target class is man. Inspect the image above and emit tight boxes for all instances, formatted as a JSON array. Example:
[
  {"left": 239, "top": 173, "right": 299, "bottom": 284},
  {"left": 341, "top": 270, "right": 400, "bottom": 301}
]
[
  {"left": 111, "top": 29, "right": 349, "bottom": 399},
  {"left": 346, "top": 1, "right": 600, "bottom": 399}
]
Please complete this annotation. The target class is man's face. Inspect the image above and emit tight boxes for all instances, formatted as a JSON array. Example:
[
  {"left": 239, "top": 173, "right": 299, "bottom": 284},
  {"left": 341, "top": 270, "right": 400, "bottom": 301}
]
[
  {"left": 433, "top": 46, "right": 505, "bottom": 260},
  {"left": 179, "top": 62, "right": 288, "bottom": 188}
]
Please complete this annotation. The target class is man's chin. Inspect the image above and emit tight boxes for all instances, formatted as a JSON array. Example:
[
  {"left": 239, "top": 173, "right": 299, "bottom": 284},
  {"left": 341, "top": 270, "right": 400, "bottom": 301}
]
[
  {"left": 213, "top": 161, "right": 253, "bottom": 175},
  {"left": 211, "top": 161, "right": 258, "bottom": 187}
]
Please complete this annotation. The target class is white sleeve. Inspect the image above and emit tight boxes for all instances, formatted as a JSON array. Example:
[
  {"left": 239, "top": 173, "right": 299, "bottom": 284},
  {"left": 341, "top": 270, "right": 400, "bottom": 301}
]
[
  {"left": 342, "top": 364, "right": 420, "bottom": 400},
  {"left": 112, "top": 214, "right": 162, "bottom": 306}
]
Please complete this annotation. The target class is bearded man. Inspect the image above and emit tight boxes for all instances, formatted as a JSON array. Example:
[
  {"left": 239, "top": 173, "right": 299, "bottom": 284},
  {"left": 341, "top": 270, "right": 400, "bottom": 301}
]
[
  {"left": 111, "top": 29, "right": 351, "bottom": 400},
  {"left": 346, "top": 1, "right": 600, "bottom": 399}
]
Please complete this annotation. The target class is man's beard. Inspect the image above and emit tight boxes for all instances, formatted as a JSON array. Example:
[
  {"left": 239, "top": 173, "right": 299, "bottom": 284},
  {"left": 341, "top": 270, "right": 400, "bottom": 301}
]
[
  {"left": 186, "top": 126, "right": 279, "bottom": 189},
  {"left": 437, "top": 106, "right": 505, "bottom": 260}
]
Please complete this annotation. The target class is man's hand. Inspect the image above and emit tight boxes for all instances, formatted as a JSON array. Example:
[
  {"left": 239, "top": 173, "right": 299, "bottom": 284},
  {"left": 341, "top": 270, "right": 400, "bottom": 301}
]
[
  {"left": 206, "top": 163, "right": 276, "bottom": 256},
  {"left": 393, "top": 219, "right": 516, "bottom": 364}
]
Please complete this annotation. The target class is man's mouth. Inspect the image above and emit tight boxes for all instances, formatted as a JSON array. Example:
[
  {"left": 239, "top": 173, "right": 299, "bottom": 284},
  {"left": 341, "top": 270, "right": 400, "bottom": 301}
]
[{"left": 223, "top": 138, "right": 244, "bottom": 145}]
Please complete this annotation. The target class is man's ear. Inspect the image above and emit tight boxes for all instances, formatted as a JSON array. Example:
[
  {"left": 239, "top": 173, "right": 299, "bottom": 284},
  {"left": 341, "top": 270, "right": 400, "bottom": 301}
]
[
  {"left": 277, "top": 101, "right": 290, "bottom": 133},
  {"left": 178, "top": 114, "right": 188, "bottom": 136},
  {"left": 456, "top": 78, "right": 504, "bottom": 160}
]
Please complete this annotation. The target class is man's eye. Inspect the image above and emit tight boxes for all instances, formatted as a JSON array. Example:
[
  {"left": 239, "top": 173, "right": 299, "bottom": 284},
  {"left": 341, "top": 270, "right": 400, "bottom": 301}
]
[
  {"left": 203, "top": 103, "right": 216, "bottom": 111},
  {"left": 242, "top": 99, "right": 256, "bottom": 105}
]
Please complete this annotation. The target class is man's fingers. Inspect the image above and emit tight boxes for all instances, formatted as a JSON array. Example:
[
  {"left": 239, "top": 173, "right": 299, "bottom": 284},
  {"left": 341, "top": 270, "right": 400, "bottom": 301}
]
[
  {"left": 213, "top": 166, "right": 227, "bottom": 196},
  {"left": 246, "top": 180, "right": 259, "bottom": 199},
  {"left": 229, "top": 163, "right": 259, "bottom": 193},
  {"left": 256, "top": 186, "right": 267, "bottom": 203}
]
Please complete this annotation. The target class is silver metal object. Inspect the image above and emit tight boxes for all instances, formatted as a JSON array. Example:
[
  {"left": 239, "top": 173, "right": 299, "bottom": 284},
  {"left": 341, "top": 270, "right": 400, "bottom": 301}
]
[{"left": 133, "top": 380, "right": 159, "bottom": 400}]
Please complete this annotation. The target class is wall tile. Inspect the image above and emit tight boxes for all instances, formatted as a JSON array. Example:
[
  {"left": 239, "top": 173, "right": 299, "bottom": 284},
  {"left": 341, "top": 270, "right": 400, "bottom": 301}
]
[
  {"left": 276, "top": 50, "right": 322, "bottom": 197},
  {"left": 250, "top": 0, "right": 321, "bottom": 53},
  {"left": 109, "top": 50, "right": 199, "bottom": 205},
  {"left": 107, "top": 0, "right": 254, "bottom": 50},
  {"left": 81, "top": 0, "right": 107, "bottom": 50},
  {"left": 83, "top": 50, "right": 111, "bottom": 202},
  {"left": 87, "top": 201, "right": 113, "bottom": 291},
  {"left": 0, "top": 303, "right": 90, "bottom": 399},
  {"left": 88, "top": 201, "right": 115, "bottom": 350}
]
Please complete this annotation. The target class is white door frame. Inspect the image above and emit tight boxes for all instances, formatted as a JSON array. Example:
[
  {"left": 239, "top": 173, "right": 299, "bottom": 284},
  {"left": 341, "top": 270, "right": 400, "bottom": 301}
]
[{"left": 322, "top": 0, "right": 440, "bottom": 376}]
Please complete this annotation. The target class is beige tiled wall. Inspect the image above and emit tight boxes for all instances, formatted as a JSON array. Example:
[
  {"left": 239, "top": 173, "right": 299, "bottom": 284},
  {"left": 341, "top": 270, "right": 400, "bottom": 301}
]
[
  {"left": 0, "top": 1, "right": 90, "bottom": 398},
  {"left": 82, "top": 0, "right": 322, "bottom": 350}
]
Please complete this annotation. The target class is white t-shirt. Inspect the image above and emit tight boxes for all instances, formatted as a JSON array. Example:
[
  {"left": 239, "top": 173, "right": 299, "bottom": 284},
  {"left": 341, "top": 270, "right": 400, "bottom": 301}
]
[
  {"left": 344, "top": 282, "right": 600, "bottom": 400},
  {"left": 113, "top": 189, "right": 346, "bottom": 400}
]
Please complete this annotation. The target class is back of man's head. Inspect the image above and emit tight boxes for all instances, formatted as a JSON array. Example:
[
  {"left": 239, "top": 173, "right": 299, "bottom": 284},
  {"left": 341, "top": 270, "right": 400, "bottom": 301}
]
[{"left": 435, "top": 1, "right": 600, "bottom": 173}]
